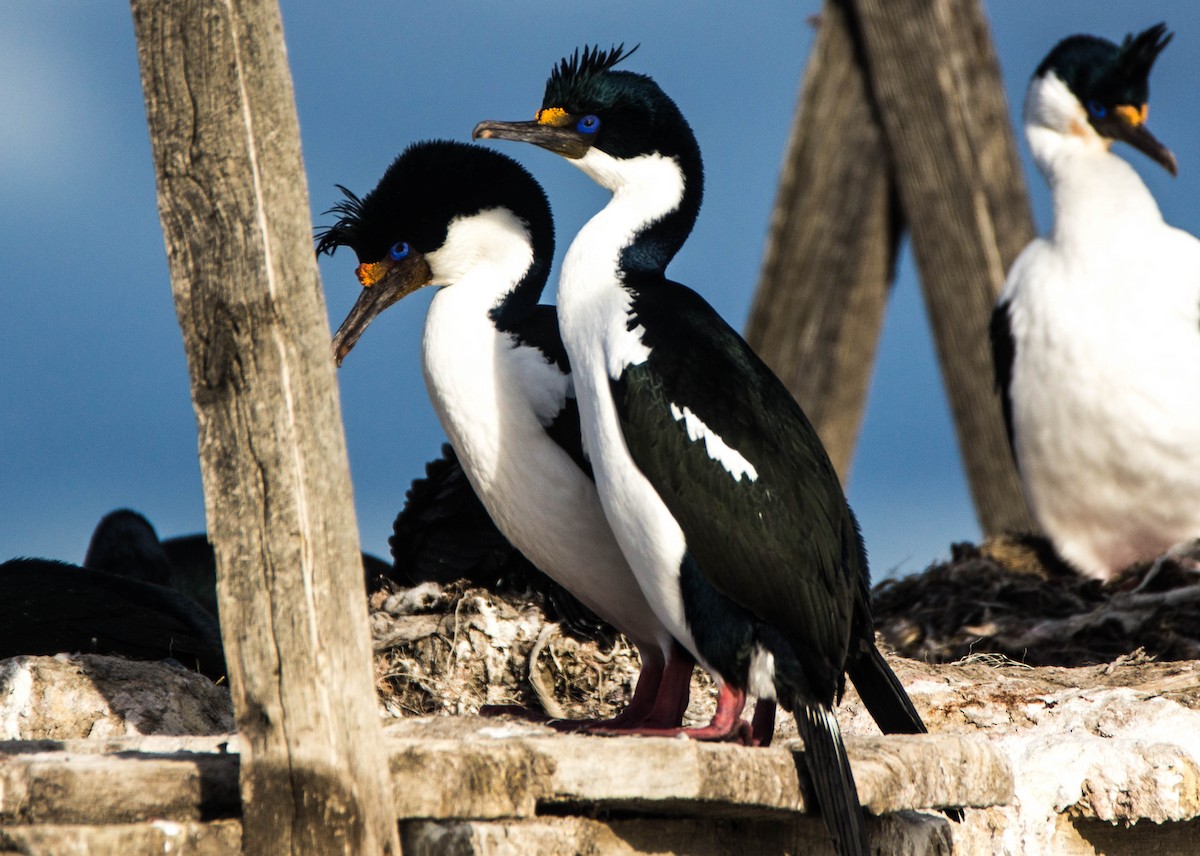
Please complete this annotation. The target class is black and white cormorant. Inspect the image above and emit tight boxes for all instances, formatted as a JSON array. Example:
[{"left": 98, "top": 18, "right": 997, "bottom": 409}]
[
  {"left": 318, "top": 140, "right": 694, "bottom": 729},
  {"left": 475, "top": 46, "right": 930, "bottom": 854},
  {"left": 992, "top": 24, "right": 1200, "bottom": 581}
]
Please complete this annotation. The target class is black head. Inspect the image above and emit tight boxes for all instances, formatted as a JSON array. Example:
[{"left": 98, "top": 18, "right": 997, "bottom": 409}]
[
  {"left": 476, "top": 44, "right": 700, "bottom": 164},
  {"left": 474, "top": 45, "right": 704, "bottom": 272},
  {"left": 1035, "top": 24, "right": 1176, "bottom": 174},
  {"left": 316, "top": 139, "right": 553, "bottom": 271},
  {"left": 316, "top": 140, "right": 554, "bottom": 363}
]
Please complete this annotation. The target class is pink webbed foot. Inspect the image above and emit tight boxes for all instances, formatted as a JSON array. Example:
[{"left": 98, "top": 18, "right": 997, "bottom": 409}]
[{"left": 594, "top": 682, "right": 755, "bottom": 745}]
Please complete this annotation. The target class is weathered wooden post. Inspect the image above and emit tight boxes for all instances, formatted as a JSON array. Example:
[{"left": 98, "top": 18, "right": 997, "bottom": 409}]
[
  {"left": 747, "top": 0, "right": 1036, "bottom": 534},
  {"left": 130, "top": 1, "right": 401, "bottom": 853},
  {"left": 745, "top": 0, "right": 899, "bottom": 484},
  {"left": 851, "top": 0, "right": 1035, "bottom": 535}
]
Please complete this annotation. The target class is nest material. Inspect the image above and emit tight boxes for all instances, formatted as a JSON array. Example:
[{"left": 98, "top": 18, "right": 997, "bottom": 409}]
[
  {"left": 368, "top": 579, "right": 723, "bottom": 727},
  {"left": 873, "top": 534, "right": 1200, "bottom": 667},
  {"left": 369, "top": 580, "right": 642, "bottom": 721},
  {"left": 367, "top": 532, "right": 1200, "bottom": 726}
]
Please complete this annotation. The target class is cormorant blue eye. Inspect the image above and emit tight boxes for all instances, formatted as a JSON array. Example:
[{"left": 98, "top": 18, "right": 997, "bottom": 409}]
[
  {"left": 1087, "top": 100, "right": 1107, "bottom": 119},
  {"left": 577, "top": 114, "right": 600, "bottom": 134},
  {"left": 389, "top": 241, "right": 410, "bottom": 261}
]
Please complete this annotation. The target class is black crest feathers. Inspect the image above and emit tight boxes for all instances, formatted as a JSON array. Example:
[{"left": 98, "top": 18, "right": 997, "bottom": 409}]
[
  {"left": 312, "top": 140, "right": 554, "bottom": 269},
  {"left": 1115, "top": 23, "right": 1172, "bottom": 85},
  {"left": 1036, "top": 22, "right": 1172, "bottom": 108},
  {"left": 544, "top": 43, "right": 639, "bottom": 107},
  {"left": 315, "top": 185, "right": 366, "bottom": 257}
]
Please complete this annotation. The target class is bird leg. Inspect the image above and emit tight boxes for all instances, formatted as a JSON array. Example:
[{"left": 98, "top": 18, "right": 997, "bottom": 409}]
[
  {"left": 750, "top": 699, "right": 777, "bottom": 747},
  {"left": 636, "top": 642, "right": 695, "bottom": 728},
  {"left": 483, "top": 641, "right": 697, "bottom": 732},
  {"left": 555, "top": 641, "right": 695, "bottom": 732},
  {"left": 592, "top": 681, "right": 753, "bottom": 744},
  {"left": 546, "top": 658, "right": 665, "bottom": 732},
  {"left": 677, "top": 683, "right": 752, "bottom": 743}
]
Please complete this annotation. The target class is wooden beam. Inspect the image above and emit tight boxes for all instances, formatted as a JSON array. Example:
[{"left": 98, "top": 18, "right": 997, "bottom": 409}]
[
  {"left": 128, "top": 1, "right": 401, "bottom": 853},
  {"left": 745, "top": 2, "right": 899, "bottom": 485},
  {"left": 849, "top": 0, "right": 1036, "bottom": 534}
]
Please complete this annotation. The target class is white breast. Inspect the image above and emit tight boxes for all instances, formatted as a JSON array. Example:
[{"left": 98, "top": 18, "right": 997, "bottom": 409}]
[
  {"left": 556, "top": 150, "right": 711, "bottom": 666},
  {"left": 419, "top": 211, "right": 668, "bottom": 651},
  {"left": 1003, "top": 152, "right": 1200, "bottom": 577}
]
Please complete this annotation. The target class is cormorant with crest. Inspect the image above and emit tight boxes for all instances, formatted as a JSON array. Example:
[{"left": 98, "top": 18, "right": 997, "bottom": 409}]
[
  {"left": 318, "top": 140, "right": 694, "bottom": 730},
  {"left": 475, "top": 46, "right": 931, "bottom": 855},
  {"left": 992, "top": 24, "right": 1200, "bottom": 581}
]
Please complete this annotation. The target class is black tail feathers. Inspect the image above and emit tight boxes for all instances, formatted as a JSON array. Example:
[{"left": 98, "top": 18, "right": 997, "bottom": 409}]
[
  {"left": 846, "top": 643, "right": 965, "bottom": 822},
  {"left": 846, "top": 642, "right": 927, "bottom": 736},
  {"left": 794, "top": 701, "right": 870, "bottom": 856}
]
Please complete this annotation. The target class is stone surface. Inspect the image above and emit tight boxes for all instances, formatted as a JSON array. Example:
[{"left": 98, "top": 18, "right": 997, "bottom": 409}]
[
  {"left": 0, "top": 655, "right": 232, "bottom": 740},
  {"left": 0, "top": 749, "right": 239, "bottom": 825},
  {"left": 0, "top": 820, "right": 241, "bottom": 856},
  {"left": 7, "top": 597, "right": 1200, "bottom": 853},
  {"left": 383, "top": 718, "right": 1006, "bottom": 820},
  {"left": 401, "top": 813, "right": 953, "bottom": 856},
  {"left": 0, "top": 719, "right": 999, "bottom": 830},
  {"left": 839, "top": 655, "right": 1200, "bottom": 853}
]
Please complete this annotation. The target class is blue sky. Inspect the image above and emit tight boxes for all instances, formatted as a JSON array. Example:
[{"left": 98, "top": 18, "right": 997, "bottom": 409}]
[{"left": 2, "top": 3, "right": 1196, "bottom": 579}]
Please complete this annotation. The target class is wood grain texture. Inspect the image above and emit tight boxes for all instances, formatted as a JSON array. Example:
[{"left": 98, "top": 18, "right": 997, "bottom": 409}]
[
  {"left": 745, "top": 2, "right": 898, "bottom": 485},
  {"left": 128, "top": 1, "right": 400, "bottom": 853},
  {"left": 850, "top": 0, "right": 1036, "bottom": 534}
]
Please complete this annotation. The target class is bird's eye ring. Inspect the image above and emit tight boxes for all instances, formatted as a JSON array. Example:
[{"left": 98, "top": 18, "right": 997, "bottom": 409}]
[
  {"left": 389, "top": 241, "right": 410, "bottom": 261},
  {"left": 1087, "top": 100, "right": 1107, "bottom": 119},
  {"left": 577, "top": 114, "right": 601, "bottom": 134}
]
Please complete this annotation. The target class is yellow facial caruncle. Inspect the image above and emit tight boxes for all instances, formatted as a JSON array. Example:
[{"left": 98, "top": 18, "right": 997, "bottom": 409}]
[
  {"left": 1114, "top": 103, "right": 1149, "bottom": 127},
  {"left": 536, "top": 107, "right": 570, "bottom": 127},
  {"left": 356, "top": 259, "right": 391, "bottom": 288}
]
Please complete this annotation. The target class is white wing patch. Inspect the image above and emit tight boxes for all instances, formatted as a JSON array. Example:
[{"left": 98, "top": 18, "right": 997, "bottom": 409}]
[
  {"left": 748, "top": 645, "right": 777, "bottom": 701},
  {"left": 669, "top": 402, "right": 759, "bottom": 482},
  {"left": 610, "top": 319, "right": 652, "bottom": 375},
  {"left": 509, "top": 339, "right": 571, "bottom": 428}
]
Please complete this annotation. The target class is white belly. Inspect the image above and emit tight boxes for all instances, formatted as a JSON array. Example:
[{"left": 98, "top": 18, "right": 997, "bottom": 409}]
[
  {"left": 421, "top": 287, "right": 667, "bottom": 650},
  {"left": 1007, "top": 238, "right": 1200, "bottom": 577},
  {"left": 558, "top": 283, "right": 707, "bottom": 670}
]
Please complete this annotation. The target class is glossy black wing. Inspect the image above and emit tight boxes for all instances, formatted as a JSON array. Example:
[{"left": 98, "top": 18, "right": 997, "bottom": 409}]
[
  {"left": 989, "top": 300, "right": 1018, "bottom": 458},
  {"left": 612, "top": 279, "right": 857, "bottom": 698},
  {"left": 390, "top": 444, "right": 528, "bottom": 587}
]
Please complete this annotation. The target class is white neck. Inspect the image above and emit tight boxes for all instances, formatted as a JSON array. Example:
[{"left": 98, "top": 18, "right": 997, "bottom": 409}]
[
  {"left": 557, "top": 149, "right": 685, "bottom": 333},
  {"left": 1024, "top": 74, "right": 1163, "bottom": 245},
  {"left": 554, "top": 150, "right": 685, "bottom": 384},
  {"left": 425, "top": 207, "right": 535, "bottom": 299}
]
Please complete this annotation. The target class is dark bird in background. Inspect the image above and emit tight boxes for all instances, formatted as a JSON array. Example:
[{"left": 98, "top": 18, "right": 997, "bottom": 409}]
[
  {"left": 992, "top": 24, "right": 1200, "bottom": 581},
  {"left": 0, "top": 554, "right": 225, "bottom": 681},
  {"left": 319, "top": 140, "right": 694, "bottom": 729},
  {"left": 2, "top": 507, "right": 399, "bottom": 683},
  {"left": 476, "top": 45, "right": 932, "bottom": 854},
  {"left": 86, "top": 508, "right": 391, "bottom": 620}
]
